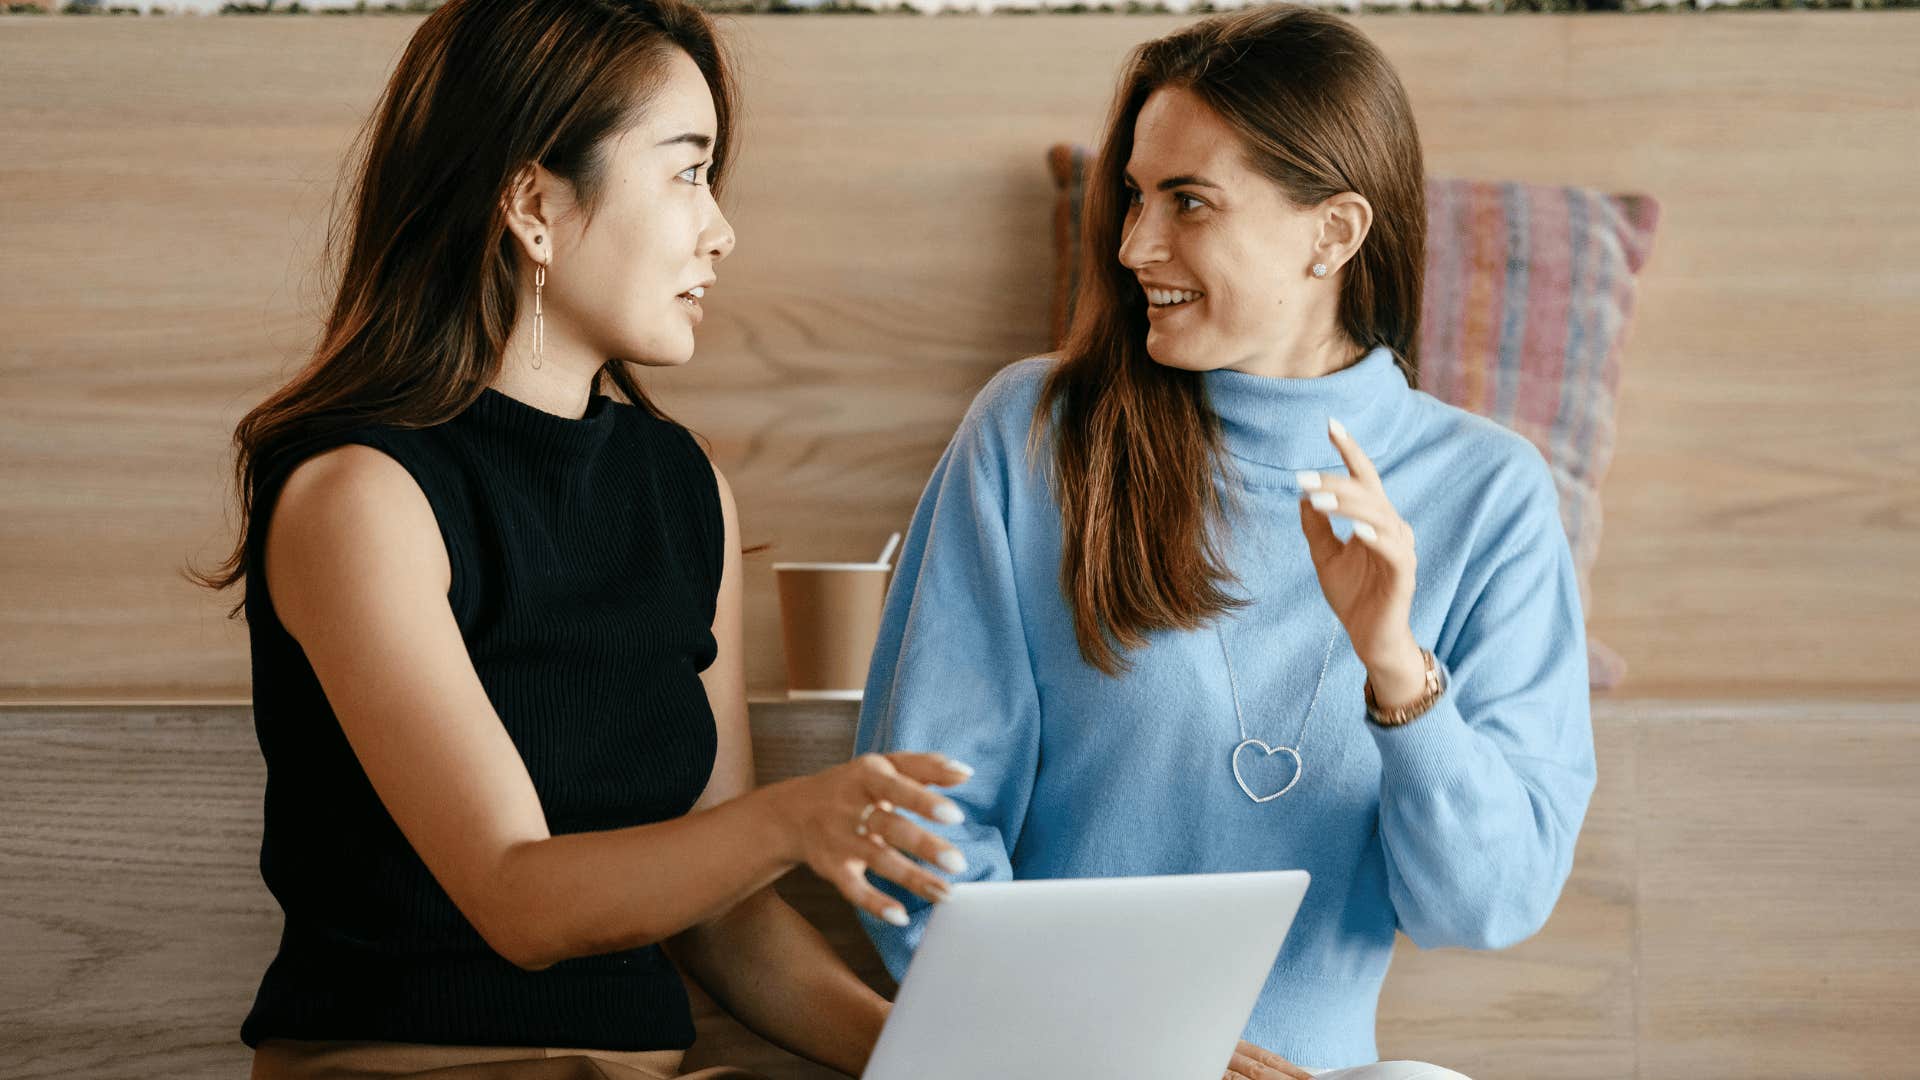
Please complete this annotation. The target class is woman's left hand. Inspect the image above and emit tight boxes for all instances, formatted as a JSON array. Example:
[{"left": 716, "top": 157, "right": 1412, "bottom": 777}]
[
  {"left": 1296, "top": 417, "right": 1419, "bottom": 675},
  {"left": 1224, "top": 1039, "right": 1315, "bottom": 1080}
]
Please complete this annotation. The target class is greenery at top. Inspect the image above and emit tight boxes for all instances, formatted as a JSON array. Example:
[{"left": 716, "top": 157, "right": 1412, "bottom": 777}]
[
  {"left": 22, "top": 0, "right": 1917, "bottom": 15},
  {"left": 30, "top": 0, "right": 439, "bottom": 10}
]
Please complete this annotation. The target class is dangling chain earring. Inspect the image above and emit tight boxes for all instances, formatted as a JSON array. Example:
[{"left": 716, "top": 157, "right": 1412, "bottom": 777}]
[{"left": 532, "top": 239, "right": 547, "bottom": 371}]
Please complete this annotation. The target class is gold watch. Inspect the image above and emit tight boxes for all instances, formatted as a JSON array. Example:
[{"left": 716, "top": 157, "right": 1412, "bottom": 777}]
[{"left": 1365, "top": 648, "right": 1446, "bottom": 728}]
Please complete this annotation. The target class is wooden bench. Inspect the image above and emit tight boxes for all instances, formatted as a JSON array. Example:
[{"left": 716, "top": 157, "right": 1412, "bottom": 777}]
[{"left": 4, "top": 697, "right": 1914, "bottom": 1077}]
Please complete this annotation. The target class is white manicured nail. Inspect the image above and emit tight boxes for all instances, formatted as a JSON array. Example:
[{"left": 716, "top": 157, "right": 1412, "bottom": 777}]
[
  {"left": 1295, "top": 470, "right": 1322, "bottom": 491},
  {"left": 937, "top": 849, "right": 968, "bottom": 874},
  {"left": 884, "top": 907, "right": 910, "bottom": 927},
  {"left": 1310, "top": 491, "right": 1338, "bottom": 512},
  {"left": 1353, "top": 521, "right": 1378, "bottom": 542},
  {"left": 947, "top": 760, "right": 975, "bottom": 779},
  {"left": 1329, "top": 416, "right": 1347, "bottom": 439},
  {"left": 933, "top": 802, "right": 965, "bottom": 825}
]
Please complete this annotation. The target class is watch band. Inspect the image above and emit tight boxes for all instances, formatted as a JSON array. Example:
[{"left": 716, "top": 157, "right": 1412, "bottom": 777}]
[{"left": 1365, "top": 648, "right": 1446, "bottom": 728}]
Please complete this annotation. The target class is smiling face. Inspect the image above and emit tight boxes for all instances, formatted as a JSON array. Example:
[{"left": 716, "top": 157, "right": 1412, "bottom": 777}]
[
  {"left": 1119, "top": 85, "right": 1346, "bottom": 378},
  {"left": 543, "top": 48, "right": 735, "bottom": 369}
]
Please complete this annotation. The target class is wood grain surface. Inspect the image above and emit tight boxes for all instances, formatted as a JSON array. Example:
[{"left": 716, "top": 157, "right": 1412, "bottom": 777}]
[
  {"left": 1, "top": 14, "right": 1915, "bottom": 700},
  {"left": 3, "top": 699, "right": 1917, "bottom": 1078}
]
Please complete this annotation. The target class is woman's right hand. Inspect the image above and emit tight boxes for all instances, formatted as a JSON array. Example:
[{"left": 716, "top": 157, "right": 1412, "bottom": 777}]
[
  {"left": 1225, "top": 1041, "right": 1315, "bottom": 1080},
  {"left": 768, "top": 752, "right": 974, "bottom": 928}
]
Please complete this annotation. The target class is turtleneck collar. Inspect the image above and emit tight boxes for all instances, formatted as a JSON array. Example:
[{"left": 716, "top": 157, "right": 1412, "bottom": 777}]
[
  {"left": 1201, "top": 346, "right": 1416, "bottom": 478},
  {"left": 465, "top": 385, "right": 619, "bottom": 458}
]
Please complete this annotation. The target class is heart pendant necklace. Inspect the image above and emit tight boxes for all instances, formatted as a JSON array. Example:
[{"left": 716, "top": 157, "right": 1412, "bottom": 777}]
[{"left": 1217, "top": 621, "right": 1337, "bottom": 803}]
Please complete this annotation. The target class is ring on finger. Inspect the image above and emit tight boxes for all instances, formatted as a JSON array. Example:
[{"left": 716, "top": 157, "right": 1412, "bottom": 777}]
[{"left": 854, "top": 799, "right": 893, "bottom": 838}]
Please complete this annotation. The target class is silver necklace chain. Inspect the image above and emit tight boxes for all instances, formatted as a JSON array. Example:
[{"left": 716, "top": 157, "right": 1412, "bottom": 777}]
[{"left": 1216, "top": 622, "right": 1338, "bottom": 803}]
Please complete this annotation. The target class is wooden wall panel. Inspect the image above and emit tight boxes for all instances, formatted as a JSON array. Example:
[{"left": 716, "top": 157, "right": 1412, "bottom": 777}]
[
  {"left": 1632, "top": 702, "right": 1920, "bottom": 1077},
  {"left": 0, "top": 14, "right": 1915, "bottom": 699}
]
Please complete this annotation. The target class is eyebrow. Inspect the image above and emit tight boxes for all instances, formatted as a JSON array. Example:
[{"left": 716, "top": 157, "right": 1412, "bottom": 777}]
[
  {"left": 656, "top": 133, "right": 713, "bottom": 151},
  {"left": 1124, "top": 172, "right": 1224, "bottom": 191}
]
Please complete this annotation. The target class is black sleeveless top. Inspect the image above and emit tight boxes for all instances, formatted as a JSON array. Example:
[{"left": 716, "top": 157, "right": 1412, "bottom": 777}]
[{"left": 239, "top": 387, "right": 723, "bottom": 1051}]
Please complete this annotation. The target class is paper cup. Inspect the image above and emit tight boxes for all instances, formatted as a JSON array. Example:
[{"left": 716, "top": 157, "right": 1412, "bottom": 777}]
[{"left": 773, "top": 562, "right": 892, "bottom": 701}]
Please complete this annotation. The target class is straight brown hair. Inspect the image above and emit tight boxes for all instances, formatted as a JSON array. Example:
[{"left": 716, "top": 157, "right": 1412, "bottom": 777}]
[
  {"left": 192, "top": 0, "right": 737, "bottom": 610},
  {"left": 1036, "top": 6, "right": 1426, "bottom": 675}
]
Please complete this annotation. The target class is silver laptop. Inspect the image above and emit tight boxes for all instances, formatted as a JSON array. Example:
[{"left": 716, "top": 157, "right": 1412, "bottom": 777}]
[{"left": 862, "top": 869, "right": 1311, "bottom": 1080}]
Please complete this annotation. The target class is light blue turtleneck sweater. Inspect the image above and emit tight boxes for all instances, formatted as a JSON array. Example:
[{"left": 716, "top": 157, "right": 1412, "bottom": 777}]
[{"left": 854, "top": 347, "right": 1596, "bottom": 1071}]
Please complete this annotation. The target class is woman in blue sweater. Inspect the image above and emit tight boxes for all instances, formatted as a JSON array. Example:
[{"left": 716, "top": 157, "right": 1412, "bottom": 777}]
[{"left": 856, "top": 8, "right": 1596, "bottom": 1076}]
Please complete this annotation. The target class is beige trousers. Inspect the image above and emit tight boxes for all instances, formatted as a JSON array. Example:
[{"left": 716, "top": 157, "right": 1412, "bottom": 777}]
[{"left": 251, "top": 1039, "right": 769, "bottom": 1080}]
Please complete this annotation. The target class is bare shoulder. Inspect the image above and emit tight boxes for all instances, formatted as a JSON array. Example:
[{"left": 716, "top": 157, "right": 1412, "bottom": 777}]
[
  {"left": 704, "top": 453, "right": 737, "bottom": 517},
  {"left": 265, "top": 443, "right": 450, "bottom": 637},
  {"left": 272, "top": 443, "right": 440, "bottom": 550}
]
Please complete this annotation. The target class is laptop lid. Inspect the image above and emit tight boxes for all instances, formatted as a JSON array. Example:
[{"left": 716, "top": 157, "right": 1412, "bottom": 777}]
[{"left": 862, "top": 870, "right": 1310, "bottom": 1080}]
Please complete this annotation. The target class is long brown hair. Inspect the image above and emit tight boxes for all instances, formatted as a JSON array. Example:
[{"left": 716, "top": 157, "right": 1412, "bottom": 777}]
[
  {"left": 1036, "top": 6, "right": 1426, "bottom": 675},
  {"left": 192, "top": 0, "right": 737, "bottom": 610}
]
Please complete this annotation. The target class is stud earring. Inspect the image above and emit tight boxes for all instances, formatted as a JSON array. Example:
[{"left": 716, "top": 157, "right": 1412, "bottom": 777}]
[{"left": 1311, "top": 263, "right": 1329, "bottom": 279}]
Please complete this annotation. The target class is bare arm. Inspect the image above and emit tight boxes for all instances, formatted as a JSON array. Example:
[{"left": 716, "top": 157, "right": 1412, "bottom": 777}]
[
  {"left": 666, "top": 889, "right": 889, "bottom": 1077},
  {"left": 662, "top": 462, "right": 891, "bottom": 1076},
  {"left": 265, "top": 445, "right": 967, "bottom": 973}
]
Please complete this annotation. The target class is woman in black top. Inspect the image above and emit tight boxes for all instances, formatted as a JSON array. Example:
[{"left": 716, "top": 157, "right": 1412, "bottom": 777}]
[{"left": 195, "top": 2, "right": 969, "bottom": 1076}]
